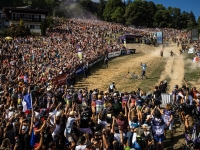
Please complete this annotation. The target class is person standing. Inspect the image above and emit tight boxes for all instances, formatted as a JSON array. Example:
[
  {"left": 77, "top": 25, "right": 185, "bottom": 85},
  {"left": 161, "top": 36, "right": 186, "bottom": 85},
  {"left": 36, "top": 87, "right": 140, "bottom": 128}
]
[
  {"left": 104, "top": 57, "right": 108, "bottom": 68},
  {"left": 141, "top": 63, "right": 147, "bottom": 79},
  {"left": 108, "top": 82, "right": 116, "bottom": 93}
]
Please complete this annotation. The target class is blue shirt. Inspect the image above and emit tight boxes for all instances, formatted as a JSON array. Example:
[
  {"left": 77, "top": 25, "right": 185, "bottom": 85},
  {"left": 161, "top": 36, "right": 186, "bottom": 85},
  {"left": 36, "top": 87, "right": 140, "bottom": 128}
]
[{"left": 141, "top": 64, "right": 147, "bottom": 71}]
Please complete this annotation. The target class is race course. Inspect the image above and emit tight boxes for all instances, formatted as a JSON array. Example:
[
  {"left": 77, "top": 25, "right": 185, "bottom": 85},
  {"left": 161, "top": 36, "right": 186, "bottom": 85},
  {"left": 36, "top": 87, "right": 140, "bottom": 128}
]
[
  {"left": 74, "top": 42, "right": 188, "bottom": 150},
  {"left": 75, "top": 42, "right": 185, "bottom": 93}
]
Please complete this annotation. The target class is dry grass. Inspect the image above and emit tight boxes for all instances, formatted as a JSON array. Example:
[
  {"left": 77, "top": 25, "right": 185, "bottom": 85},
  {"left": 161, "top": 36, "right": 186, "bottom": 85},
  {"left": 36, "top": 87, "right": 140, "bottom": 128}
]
[{"left": 75, "top": 44, "right": 166, "bottom": 93}]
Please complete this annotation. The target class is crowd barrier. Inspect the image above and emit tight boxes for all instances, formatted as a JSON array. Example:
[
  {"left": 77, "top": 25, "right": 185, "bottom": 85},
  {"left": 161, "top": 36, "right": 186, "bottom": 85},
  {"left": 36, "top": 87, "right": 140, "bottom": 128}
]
[
  {"left": 52, "top": 49, "right": 136, "bottom": 86},
  {"left": 161, "top": 93, "right": 172, "bottom": 107}
]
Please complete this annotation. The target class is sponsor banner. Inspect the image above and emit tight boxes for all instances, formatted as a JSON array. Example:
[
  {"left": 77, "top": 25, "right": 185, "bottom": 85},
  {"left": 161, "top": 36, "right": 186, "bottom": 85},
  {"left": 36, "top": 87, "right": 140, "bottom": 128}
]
[
  {"left": 108, "top": 51, "right": 121, "bottom": 58},
  {"left": 52, "top": 74, "right": 66, "bottom": 86},
  {"left": 89, "top": 58, "right": 103, "bottom": 67},
  {"left": 75, "top": 66, "right": 84, "bottom": 75},
  {"left": 121, "top": 49, "right": 136, "bottom": 55},
  {"left": 156, "top": 32, "right": 163, "bottom": 44},
  {"left": 191, "top": 28, "right": 199, "bottom": 41}
]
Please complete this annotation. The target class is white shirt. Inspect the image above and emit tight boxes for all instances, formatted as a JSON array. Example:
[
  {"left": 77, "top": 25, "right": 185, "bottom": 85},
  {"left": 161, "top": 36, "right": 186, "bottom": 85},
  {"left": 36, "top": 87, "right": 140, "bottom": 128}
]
[
  {"left": 114, "top": 132, "right": 126, "bottom": 142},
  {"left": 75, "top": 145, "right": 86, "bottom": 150}
]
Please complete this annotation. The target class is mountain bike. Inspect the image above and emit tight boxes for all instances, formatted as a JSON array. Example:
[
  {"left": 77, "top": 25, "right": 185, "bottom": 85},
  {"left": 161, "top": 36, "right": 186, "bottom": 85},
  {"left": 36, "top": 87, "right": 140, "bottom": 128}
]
[{"left": 122, "top": 72, "right": 141, "bottom": 80}]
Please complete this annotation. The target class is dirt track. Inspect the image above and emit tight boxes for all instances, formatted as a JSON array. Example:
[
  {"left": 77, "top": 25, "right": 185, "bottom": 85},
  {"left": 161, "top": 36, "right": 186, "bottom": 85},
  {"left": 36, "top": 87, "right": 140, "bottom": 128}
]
[
  {"left": 158, "top": 44, "right": 185, "bottom": 92},
  {"left": 74, "top": 42, "right": 186, "bottom": 149},
  {"left": 75, "top": 42, "right": 185, "bottom": 92}
]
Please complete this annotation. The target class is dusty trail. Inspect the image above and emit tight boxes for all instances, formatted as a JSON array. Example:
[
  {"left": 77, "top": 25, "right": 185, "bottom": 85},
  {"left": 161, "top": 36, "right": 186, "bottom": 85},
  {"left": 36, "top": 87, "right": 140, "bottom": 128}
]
[
  {"left": 158, "top": 43, "right": 185, "bottom": 92},
  {"left": 75, "top": 43, "right": 185, "bottom": 93},
  {"left": 74, "top": 42, "right": 186, "bottom": 149},
  {"left": 74, "top": 52, "right": 154, "bottom": 90}
]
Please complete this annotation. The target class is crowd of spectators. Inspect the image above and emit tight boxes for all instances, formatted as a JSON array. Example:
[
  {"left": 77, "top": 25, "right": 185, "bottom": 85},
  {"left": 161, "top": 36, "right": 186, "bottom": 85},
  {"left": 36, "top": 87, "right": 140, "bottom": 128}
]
[{"left": 0, "top": 18, "right": 195, "bottom": 150}]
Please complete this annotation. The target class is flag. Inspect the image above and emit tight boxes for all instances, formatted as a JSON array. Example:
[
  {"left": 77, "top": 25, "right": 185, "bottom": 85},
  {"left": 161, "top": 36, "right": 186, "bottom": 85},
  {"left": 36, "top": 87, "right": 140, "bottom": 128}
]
[{"left": 22, "top": 94, "right": 32, "bottom": 112}]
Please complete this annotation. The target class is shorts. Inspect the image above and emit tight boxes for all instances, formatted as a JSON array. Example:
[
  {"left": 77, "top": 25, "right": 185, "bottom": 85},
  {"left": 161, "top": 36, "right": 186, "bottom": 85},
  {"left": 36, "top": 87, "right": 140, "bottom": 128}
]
[{"left": 154, "top": 134, "right": 164, "bottom": 143}]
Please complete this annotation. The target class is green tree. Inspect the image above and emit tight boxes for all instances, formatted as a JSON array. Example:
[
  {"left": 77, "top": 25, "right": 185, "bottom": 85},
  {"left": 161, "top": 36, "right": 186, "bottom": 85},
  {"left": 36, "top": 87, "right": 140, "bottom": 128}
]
[
  {"left": 111, "top": 6, "right": 125, "bottom": 24},
  {"left": 126, "top": 0, "right": 132, "bottom": 5},
  {"left": 180, "top": 11, "right": 190, "bottom": 29},
  {"left": 156, "top": 4, "right": 165, "bottom": 11},
  {"left": 98, "top": 0, "right": 106, "bottom": 20},
  {"left": 154, "top": 10, "right": 170, "bottom": 28},
  {"left": 5, "top": 19, "right": 31, "bottom": 37},
  {"left": 103, "top": 0, "right": 124, "bottom": 22},
  {"left": 197, "top": 16, "right": 200, "bottom": 30},
  {"left": 187, "top": 11, "right": 197, "bottom": 30},
  {"left": 79, "top": 0, "right": 93, "bottom": 12},
  {"left": 125, "top": 1, "right": 147, "bottom": 26},
  {"left": 146, "top": 1, "right": 156, "bottom": 27},
  {"left": 169, "top": 7, "right": 181, "bottom": 28}
]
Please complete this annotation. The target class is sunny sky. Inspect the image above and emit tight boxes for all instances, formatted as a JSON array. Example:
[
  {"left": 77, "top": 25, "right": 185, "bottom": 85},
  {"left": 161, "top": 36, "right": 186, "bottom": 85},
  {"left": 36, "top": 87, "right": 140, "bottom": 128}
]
[{"left": 91, "top": 0, "right": 200, "bottom": 20}]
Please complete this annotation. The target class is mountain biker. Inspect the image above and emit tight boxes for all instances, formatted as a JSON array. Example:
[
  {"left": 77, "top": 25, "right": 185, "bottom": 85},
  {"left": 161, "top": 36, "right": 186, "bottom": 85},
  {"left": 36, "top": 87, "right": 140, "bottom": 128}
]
[
  {"left": 170, "top": 51, "right": 174, "bottom": 57},
  {"left": 140, "top": 63, "right": 147, "bottom": 79}
]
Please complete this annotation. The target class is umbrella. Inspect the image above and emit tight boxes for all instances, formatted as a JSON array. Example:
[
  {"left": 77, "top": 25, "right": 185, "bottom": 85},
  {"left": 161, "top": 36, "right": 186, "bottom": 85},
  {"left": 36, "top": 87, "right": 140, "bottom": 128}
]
[{"left": 5, "top": 36, "right": 13, "bottom": 40}]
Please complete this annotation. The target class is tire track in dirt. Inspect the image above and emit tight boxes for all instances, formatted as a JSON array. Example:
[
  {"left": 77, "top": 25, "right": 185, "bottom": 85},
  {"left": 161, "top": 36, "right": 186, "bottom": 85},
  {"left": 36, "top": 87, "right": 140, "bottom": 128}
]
[
  {"left": 158, "top": 44, "right": 185, "bottom": 92},
  {"left": 74, "top": 43, "right": 186, "bottom": 149},
  {"left": 158, "top": 43, "right": 185, "bottom": 149}
]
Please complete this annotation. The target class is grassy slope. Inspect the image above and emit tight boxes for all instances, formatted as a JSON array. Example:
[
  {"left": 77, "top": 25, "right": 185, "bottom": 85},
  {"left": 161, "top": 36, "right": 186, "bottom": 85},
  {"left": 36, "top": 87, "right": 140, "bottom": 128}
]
[{"left": 76, "top": 54, "right": 166, "bottom": 93}]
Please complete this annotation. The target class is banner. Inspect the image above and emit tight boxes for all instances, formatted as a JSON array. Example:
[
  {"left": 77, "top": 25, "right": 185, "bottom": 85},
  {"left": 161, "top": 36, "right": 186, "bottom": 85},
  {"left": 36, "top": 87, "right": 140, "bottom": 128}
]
[
  {"left": 52, "top": 74, "right": 67, "bottom": 86},
  {"left": 121, "top": 49, "right": 136, "bottom": 55},
  {"left": 89, "top": 58, "right": 103, "bottom": 67},
  {"left": 75, "top": 66, "right": 84, "bottom": 75},
  {"left": 156, "top": 32, "right": 163, "bottom": 44},
  {"left": 108, "top": 51, "right": 121, "bottom": 58},
  {"left": 191, "top": 28, "right": 199, "bottom": 41}
]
